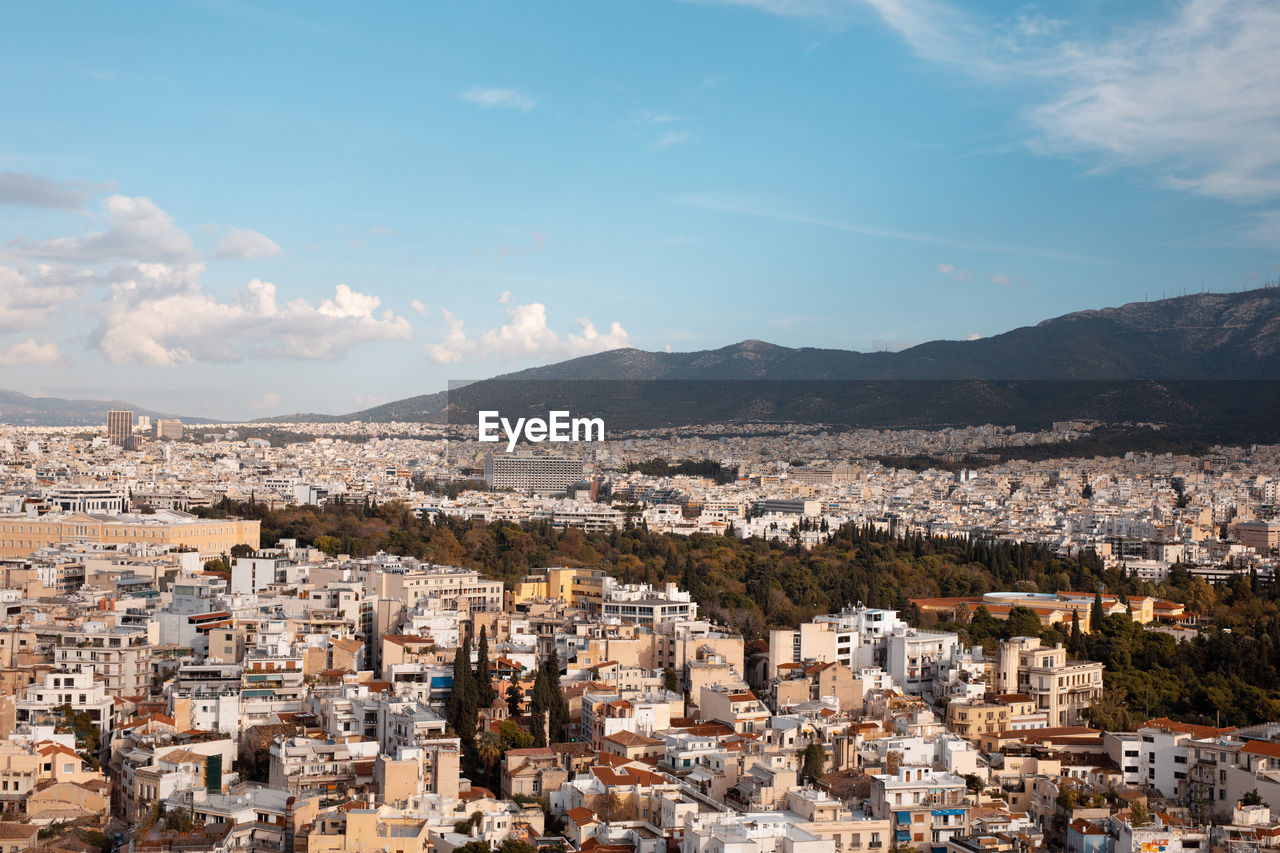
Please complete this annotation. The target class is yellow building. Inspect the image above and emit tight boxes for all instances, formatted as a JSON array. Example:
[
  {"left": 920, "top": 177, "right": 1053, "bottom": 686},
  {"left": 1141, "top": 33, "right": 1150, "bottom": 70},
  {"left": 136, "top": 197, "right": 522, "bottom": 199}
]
[
  {"left": 947, "top": 693, "right": 1047, "bottom": 740},
  {"left": 509, "top": 566, "right": 605, "bottom": 608},
  {"left": 0, "top": 512, "right": 260, "bottom": 560}
]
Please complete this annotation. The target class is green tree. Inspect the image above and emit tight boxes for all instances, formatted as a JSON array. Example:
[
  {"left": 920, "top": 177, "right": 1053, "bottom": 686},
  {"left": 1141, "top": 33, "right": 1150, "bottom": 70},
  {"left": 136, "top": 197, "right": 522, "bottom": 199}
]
[
  {"left": 1006, "top": 606, "right": 1043, "bottom": 638},
  {"left": 800, "top": 741, "right": 826, "bottom": 783},
  {"left": 662, "top": 668, "right": 680, "bottom": 693},
  {"left": 1069, "top": 610, "right": 1085, "bottom": 656},
  {"left": 476, "top": 626, "right": 495, "bottom": 709},
  {"left": 447, "top": 637, "right": 478, "bottom": 747},
  {"left": 1091, "top": 590, "right": 1105, "bottom": 633},
  {"left": 506, "top": 672, "right": 523, "bottom": 718},
  {"left": 499, "top": 841, "right": 539, "bottom": 853},
  {"left": 477, "top": 729, "right": 503, "bottom": 791}
]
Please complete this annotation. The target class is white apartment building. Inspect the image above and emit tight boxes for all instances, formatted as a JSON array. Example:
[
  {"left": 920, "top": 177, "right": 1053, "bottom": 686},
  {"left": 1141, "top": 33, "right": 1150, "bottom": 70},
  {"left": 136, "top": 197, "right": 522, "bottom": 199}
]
[{"left": 16, "top": 670, "right": 114, "bottom": 741}]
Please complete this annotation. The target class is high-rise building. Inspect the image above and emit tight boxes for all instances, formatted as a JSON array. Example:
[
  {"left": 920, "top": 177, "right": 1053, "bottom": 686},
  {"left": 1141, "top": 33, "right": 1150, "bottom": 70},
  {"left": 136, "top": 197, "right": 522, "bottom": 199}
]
[
  {"left": 155, "top": 418, "right": 184, "bottom": 440},
  {"left": 483, "top": 451, "right": 586, "bottom": 493},
  {"left": 106, "top": 410, "right": 133, "bottom": 447}
]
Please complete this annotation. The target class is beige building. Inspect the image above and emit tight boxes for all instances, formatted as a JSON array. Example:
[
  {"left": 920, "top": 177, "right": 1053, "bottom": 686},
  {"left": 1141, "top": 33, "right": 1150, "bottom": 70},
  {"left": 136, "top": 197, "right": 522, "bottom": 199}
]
[
  {"left": 947, "top": 693, "right": 1048, "bottom": 740},
  {"left": 56, "top": 627, "right": 155, "bottom": 697},
  {"left": 501, "top": 747, "right": 568, "bottom": 799},
  {"left": 773, "top": 661, "right": 863, "bottom": 712},
  {"left": 1232, "top": 520, "right": 1280, "bottom": 553},
  {"left": 0, "top": 512, "right": 260, "bottom": 559},
  {"left": 768, "top": 623, "right": 838, "bottom": 679},
  {"left": 995, "top": 637, "right": 1104, "bottom": 727},
  {"left": 783, "top": 788, "right": 892, "bottom": 852},
  {"left": 306, "top": 807, "right": 432, "bottom": 853}
]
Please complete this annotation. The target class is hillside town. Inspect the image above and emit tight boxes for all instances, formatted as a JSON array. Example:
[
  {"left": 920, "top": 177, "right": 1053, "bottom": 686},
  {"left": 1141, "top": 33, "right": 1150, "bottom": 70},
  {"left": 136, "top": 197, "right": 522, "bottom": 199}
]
[{"left": 0, "top": 414, "right": 1277, "bottom": 853}]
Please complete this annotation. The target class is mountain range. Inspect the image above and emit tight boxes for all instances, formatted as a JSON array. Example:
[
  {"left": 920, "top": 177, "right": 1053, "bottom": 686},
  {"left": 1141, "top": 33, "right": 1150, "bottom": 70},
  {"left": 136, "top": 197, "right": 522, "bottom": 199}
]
[
  {"left": 4, "top": 288, "right": 1280, "bottom": 431},
  {"left": 323, "top": 288, "right": 1280, "bottom": 435},
  {"left": 0, "top": 389, "right": 206, "bottom": 429}
]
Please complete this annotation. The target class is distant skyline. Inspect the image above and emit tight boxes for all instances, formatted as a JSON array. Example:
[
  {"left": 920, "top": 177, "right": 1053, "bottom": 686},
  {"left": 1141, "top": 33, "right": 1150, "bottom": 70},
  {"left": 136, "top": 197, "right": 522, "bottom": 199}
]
[{"left": 2, "top": 0, "right": 1278, "bottom": 419}]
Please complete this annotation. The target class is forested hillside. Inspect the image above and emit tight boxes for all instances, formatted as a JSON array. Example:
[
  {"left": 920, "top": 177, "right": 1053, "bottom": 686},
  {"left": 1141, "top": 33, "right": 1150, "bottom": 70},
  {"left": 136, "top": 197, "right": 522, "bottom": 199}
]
[{"left": 198, "top": 498, "right": 1280, "bottom": 727}]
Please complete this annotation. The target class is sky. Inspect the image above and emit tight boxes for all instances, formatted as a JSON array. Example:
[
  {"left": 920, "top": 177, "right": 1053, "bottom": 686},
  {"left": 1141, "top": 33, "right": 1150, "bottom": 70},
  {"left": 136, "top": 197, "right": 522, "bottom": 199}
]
[{"left": 1, "top": 0, "right": 1279, "bottom": 420}]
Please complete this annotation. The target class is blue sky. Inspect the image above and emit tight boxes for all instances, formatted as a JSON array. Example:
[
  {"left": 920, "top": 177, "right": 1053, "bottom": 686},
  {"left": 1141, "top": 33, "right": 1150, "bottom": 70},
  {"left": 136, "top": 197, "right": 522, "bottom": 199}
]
[{"left": 1, "top": 0, "right": 1278, "bottom": 419}]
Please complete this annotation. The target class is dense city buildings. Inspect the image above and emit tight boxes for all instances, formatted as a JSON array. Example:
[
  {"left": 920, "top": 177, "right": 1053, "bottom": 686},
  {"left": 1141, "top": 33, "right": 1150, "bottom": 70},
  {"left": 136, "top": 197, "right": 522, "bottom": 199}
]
[{"left": 0, "top": 414, "right": 1276, "bottom": 853}]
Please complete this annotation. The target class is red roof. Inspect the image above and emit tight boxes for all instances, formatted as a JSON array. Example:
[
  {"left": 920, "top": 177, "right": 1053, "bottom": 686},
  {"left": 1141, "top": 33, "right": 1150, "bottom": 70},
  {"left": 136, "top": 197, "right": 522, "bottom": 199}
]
[{"left": 1242, "top": 741, "right": 1280, "bottom": 759}]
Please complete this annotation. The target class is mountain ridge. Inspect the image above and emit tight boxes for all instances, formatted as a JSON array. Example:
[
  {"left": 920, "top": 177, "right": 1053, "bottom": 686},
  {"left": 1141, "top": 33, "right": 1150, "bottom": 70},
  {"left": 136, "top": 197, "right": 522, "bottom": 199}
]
[
  {"left": 332, "top": 288, "right": 1280, "bottom": 424},
  {"left": 0, "top": 389, "right": 212, "bottom": 428}
]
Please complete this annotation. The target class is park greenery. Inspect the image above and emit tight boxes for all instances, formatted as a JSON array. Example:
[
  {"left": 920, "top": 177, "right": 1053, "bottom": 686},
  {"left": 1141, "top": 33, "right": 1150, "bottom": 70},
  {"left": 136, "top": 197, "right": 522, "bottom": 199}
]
[{"left": 197, "top": 497, "right": 1280, "bottom": 730}]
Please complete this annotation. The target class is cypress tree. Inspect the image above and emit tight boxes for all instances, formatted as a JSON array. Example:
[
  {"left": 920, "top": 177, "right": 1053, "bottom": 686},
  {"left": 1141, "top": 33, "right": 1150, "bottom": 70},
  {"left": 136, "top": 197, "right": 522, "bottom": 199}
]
[
  {"left": 447, "top": 636, "right": 478, "bottom": 746},
  {"left": 546, "top": 648, "right": 570, "bottom": 743},
  {"left": 1069, "top": 610, "right": 1084, "bottom": 656},
  {"left": 476, "top": 626, "right": 495, "bottom": 708},
  {"left": 1091, "top": 590, "right": 1104, "bottom": 633},
  {"left": 506, "top": 671, "right": 523, "bottom": 718}
]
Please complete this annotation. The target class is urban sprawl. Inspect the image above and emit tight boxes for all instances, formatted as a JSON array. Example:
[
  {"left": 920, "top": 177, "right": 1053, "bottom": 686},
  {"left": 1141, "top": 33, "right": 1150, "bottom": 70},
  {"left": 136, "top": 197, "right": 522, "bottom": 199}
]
[{"left": 0, "top": 412, "right": 1278, "bottom": 853}]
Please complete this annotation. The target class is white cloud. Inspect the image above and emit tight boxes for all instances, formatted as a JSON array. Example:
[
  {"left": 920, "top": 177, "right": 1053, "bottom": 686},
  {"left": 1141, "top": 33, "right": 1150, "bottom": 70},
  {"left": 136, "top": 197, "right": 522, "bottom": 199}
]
[
  {"left": 410, "top": 298, "right": 428, "bottom": 315},
  {"left": 0, "top": 173, "right": 103, "bottom": 211},
  {"left": 427, "top": 302, "right": 629, "bottom": 364},
  {"left": 965, "top": 333, "right": 981, "bottom": 341},
  {"left": 0, "top": 338, "right": 67, "bottom": 366},
  {"left": 0, "top": 264, "right": 93, "bottom": 331},
  {"left": 990, "top": 272, "right": 1013, "bottom": 286},
  {"left": 216, "top": 226, "right": 281, "bottom": 259},
  {"left": 461, "top": 87, "right": 537, "bottom": 111},
  {"left": 703, "top": 0, "right": 1280, "bottom": 203},
  {"left": 498, "top": 290, "right": 512, "bottom": 304},
  {"left": 96, "top": 264, "right": 411, "bottom": 366},
  {"left": 1, "top": 192, "right": 409, "bottom": 366},
  {"left": 8, "top": 194, "right": 195, "bottom": 263},
  {"left": 652, "top": 130, "right": 693, "bottom": 149},
  {"left": 936, "top": 262, "right": 973, "bottom": 281}
]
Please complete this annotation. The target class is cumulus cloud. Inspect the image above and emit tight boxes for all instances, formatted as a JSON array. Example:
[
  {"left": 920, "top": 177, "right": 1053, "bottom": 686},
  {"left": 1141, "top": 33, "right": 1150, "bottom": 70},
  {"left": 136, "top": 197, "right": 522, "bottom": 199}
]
[
  {"left": 97, "top": 270, "right": 412, "bottom": 366},
  {"left": 0, "top": 173, "right": 104, "bottom": 211},
  {"left": 216, "top": 226, "right": 282, "bottom": 259},
  {"left": 0, "top": 192, "right": 410, "bottom": 367},
  {"left": 460, "top": 87, "right": 537, "bottom": 111},
  {"left": 8, "top": 194, "right": 195, "bottom": 263},
  {"left": 0, "top": 338, "right": 67, "bottom": 366},
  {"left": 965, "top": 333, "right": 981, "bottom": 341},
  {"left": 498, "top": 290, "right": 512, "bottom": 304},
  {"left": 0, "top": 264, "right": 93, "bottom": 331},
  {"left": 427, "top": 302, "right": 629, "bottom": 364},
  {"left": 936, "top": 262, "right": 972, "bottom": 281},
  {"left": 410, "top": 298, "right": 428, "bottom": 315},
  {"left": 990, "top": 272, "right": 1012, "bottom": 286}
]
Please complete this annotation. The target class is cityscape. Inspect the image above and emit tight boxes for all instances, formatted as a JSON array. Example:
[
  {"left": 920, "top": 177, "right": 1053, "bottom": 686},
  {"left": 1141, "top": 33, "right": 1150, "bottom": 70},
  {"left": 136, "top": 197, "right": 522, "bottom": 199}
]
[{"left": 3, "top": 3, "right": 1280, "bottom": 853}]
